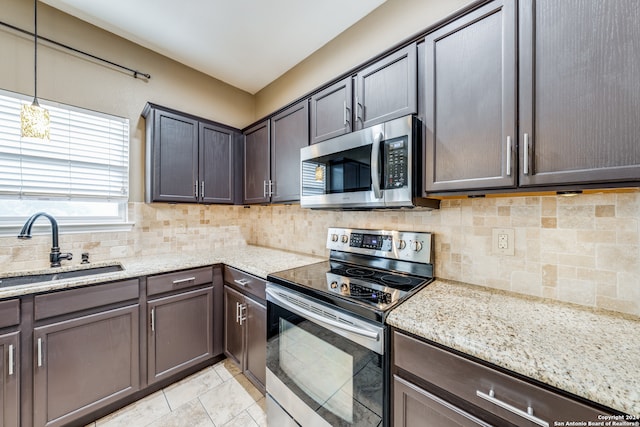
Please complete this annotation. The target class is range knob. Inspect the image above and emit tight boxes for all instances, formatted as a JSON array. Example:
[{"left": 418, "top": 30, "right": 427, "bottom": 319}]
[
  {"left": 396, "top": 239, "right": 407, "bottom": 250},
  {"left": 340, "top": 283, "right": 349, "bottom": 292},
  {"left": 331, "top": 234, "right": 339, "bottom": 242},
  {"left": 412, "top": 240, "right": 423, "bottom": 252},
  {"left": 330, "top": 281, "right": 338, "bottom": 289},
  {"left": 341, "top": 234, "right": 349, "bottom": 243}
]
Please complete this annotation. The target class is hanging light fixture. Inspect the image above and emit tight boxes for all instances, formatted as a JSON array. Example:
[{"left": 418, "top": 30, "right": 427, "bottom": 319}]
[{"left": 21, "top": 0, "right": 50, "bottom": 141}]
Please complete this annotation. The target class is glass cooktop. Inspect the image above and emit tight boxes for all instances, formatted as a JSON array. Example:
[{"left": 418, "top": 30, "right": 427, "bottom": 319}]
[{"left": 267, "top": 260, "right": 432, "bottom": 322}]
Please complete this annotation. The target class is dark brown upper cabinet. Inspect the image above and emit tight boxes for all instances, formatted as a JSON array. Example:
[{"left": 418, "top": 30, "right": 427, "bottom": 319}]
[
  {"left": 243, "top": 100, "right": 309, "bottom": 204},
  {"left": 199, "top": 122, "right": 243, "bottom": 204},
  {"left": 243, "top": 120, "right": 271, "bottom": 204},
  {"left": 424, "top": 0, "right": 640, "bottom": 194},
  {"left": 310, "top": 77, "right": 352, "bottom": 145},
  {"left": 310, "top": 44, "right": 418, "bottom": 145},
  {"left": 143, "top": 103, "right": 242, "bottom": 204},
  {"left": 355, "top": 44, "right": 417, "bottom": 130},
  {"left": 424, "top": 0, "right": 517, "bottom": 192},
  {"left": 518, "top": 0, "right": 640, "bottom": 187},
  {"left": 270, "top": 101, "right": 309, "bottom": 202}
]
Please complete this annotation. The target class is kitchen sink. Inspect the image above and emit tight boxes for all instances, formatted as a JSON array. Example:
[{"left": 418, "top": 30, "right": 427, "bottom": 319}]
[{"left": 0, "top": 264, "right": 124, "bottom": 288}]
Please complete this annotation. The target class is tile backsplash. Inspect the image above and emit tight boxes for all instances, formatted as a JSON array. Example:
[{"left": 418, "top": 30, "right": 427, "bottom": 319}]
[{"left": 1, "top": 191, "right": 638, "bottom": 317}]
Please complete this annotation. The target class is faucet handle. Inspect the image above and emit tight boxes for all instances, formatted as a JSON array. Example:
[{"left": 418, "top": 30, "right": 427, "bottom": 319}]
[{"left": 50, "top": 248, "right": 72, "bottom": 268}]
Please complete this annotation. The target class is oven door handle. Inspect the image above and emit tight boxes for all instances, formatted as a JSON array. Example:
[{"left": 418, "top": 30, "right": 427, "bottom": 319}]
[{"left": 266, "top": 288, "right": 380, "bottom": 341}]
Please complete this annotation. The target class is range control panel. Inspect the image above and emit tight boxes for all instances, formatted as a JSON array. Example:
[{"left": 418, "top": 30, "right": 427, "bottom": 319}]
[{"left": 327, "top": 227, "right": 433, "bottom": 264}]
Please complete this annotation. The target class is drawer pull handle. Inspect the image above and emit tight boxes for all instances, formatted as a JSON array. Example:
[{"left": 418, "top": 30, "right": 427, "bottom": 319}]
[
  {"left": 506, "top": 136, "right": 512, "bottom": 176},
  {"left": 476, "top": 389, "right": 548, "bottom": 427},
  {"left": 234, "top": 278, "right": 250, "bottom": 287},
  {"left": 239, "top": 303, "right": 247, "bottom": 325},
  {"left": 37, "top": 338, "right": 43, "bottom": 367},
  {"left": 8, "top": 344, "right": 14, "bottom": 376},
  {"left": 523, "top": 133, "right": 530, "bottom": 175},
  {"left": 172, "top": 276, "right": 196, "bottom": 285}
]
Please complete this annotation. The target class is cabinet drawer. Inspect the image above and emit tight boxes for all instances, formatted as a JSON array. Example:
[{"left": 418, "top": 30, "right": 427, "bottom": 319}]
[
  {"left": 223, "top": 266, "right": 265, "bottom": 300},
  {"left": 0, "top": 299, "right": 20, "bottom": 329},
  {"left": 393, "top": 331, "right": 610, "bottom": 425},
  {"left": 147, "top": 267, "right": 212, "bottom": 297},
  {"left": 35, "top": 279, "right": 139, "bottom": 321}
]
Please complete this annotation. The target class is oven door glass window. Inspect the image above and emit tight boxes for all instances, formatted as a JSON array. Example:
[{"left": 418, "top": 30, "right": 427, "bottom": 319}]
[{"left": 267, "top": 302, "right": 383, "bottom": 426}]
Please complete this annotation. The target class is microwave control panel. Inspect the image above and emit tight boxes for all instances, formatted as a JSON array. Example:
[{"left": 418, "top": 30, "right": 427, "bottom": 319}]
[{"left": 384, "top": 136, "right": 408, "bottom": 189}]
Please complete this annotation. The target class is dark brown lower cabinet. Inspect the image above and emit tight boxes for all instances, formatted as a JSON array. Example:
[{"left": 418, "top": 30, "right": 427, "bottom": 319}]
[
  {"left": 0, "top": 331, "right": 20, "bottom": 427},
  {"left": 224, "top": 285, "right": 244, "bottom": 367},
  {"left": 394, "top": 375, "right": 489, "bottom": 427},
  {"left": 243, "top": 296, "right": 266, "bottom": 389},
  {"left": 33, "top": 304, "right": 140, "bottom": 427},
  {"left": 392, "top": 330, "right": 616, "bottom": 427},
  {"left": 148, "top": 286, "right": 214, "bottom": 384},
  {"left": 223, "top": 279, "right": 266, "bottom": 393}
]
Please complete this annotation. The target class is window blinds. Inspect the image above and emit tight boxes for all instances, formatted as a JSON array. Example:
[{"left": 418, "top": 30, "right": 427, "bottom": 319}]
[{"left": 0, "top": 90, "right": 129, "bottom": 201}]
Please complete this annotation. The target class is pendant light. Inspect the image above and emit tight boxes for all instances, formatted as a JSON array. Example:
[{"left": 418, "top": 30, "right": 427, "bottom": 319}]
[{"left": 21, "top": 0, "right": 50, "bottom": 141}]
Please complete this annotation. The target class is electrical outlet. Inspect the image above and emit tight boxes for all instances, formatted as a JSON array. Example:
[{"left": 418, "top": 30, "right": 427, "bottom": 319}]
[
  {"left": 492, "top": 228, "right": 514, "bottom": 256},
  {"left": 498, "top": 233, "right": 508, "bottom": 249}
]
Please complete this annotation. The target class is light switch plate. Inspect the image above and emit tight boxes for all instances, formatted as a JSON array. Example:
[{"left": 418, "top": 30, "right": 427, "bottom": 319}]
[{"left": 492, "top": 228, "right": 514, "bottom": 256}]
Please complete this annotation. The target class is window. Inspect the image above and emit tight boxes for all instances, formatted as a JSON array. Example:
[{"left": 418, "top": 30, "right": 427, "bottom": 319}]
[{"left": 0, "top": 88, "right": 131, "bottom": 235}]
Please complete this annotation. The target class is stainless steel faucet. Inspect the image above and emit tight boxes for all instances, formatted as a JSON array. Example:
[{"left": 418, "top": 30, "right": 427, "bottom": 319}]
[{"left": 17, "top": 212, "right": 73, "bottom": 268}]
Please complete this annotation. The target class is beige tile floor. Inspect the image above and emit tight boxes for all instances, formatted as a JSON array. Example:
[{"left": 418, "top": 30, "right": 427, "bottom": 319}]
[{"left": 86, "top": 359, "right": 266, "bottom": 427}]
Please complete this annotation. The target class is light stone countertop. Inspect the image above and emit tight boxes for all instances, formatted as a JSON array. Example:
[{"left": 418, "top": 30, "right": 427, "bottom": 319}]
[
  {"left": 0, "top": 245, "right": 325, "bottom": 298},
  {"left": 386, "top": 278, "right": 640, "bottom": 417}
]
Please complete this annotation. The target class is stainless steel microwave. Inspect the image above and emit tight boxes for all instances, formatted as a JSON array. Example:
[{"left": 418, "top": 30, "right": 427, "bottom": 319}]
[{"left": 300, "top": 115, "right": 439, "bottom": 209}]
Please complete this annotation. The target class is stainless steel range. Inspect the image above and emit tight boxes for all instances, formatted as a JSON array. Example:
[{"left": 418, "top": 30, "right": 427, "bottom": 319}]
[{"left": 266, "top": 227, "right": 434, "bottom": 427}]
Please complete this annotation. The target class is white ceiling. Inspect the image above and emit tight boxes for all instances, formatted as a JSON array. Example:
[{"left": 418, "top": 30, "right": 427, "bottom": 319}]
[{"left": 41, "top": 0, "right": 387, "bottom": 94}]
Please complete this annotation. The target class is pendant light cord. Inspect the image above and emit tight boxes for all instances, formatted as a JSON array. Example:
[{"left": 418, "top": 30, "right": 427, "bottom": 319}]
[{"left": 34, "top": 0, "right": 38, "bottom": 101}]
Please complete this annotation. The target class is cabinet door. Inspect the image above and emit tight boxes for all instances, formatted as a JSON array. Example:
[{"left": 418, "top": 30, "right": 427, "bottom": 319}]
[
  {"left": 199, "top": 122, "right": 237, "bottom": 204},
  {"left": 244, "top": 297, "right": 266, "bottom": 392},
  {"left": 224, "top": 285, "right": 244, "bottom": 367},
  {"left": 150, "top": 109, "right": 199, "bottom": 202},
  {"left": 424, "top": 0, "right": 517, "bottom": 192},
  {"left": 393, "top": 376, "right": 490, "bottom": 427},
  {"left": 355, "top": 44, "right": 417, "bottom": 130},
  {"left": 148, "top": 287, "right": 214, "bottom": 384},
  {"left": 519, "top": 0, "right": 640, "bottom": 186},
  {"left": 270, "top": 101, "right": 309, "bottom": 203},
  {"left": 33, "top": 305, "right": 140, "bottom": 427},
  {"left": 243, "top": 120, "right": 270, "bottom": 204},
  {"left": 310, "top": 77, "right": 352, "bottom": 144},
  {"left": 0, "top": 332, "right": 19, "bottom": 427}
]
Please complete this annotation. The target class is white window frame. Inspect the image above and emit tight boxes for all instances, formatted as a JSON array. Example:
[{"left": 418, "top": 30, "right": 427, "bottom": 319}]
[{"left": 0, "top": 88, "right": 134, "bottom": 237}]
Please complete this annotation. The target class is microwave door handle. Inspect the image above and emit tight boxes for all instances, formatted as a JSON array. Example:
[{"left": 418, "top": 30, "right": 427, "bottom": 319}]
[{"left": 371, "top": 132, "right": 383, "bottom": 199}]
